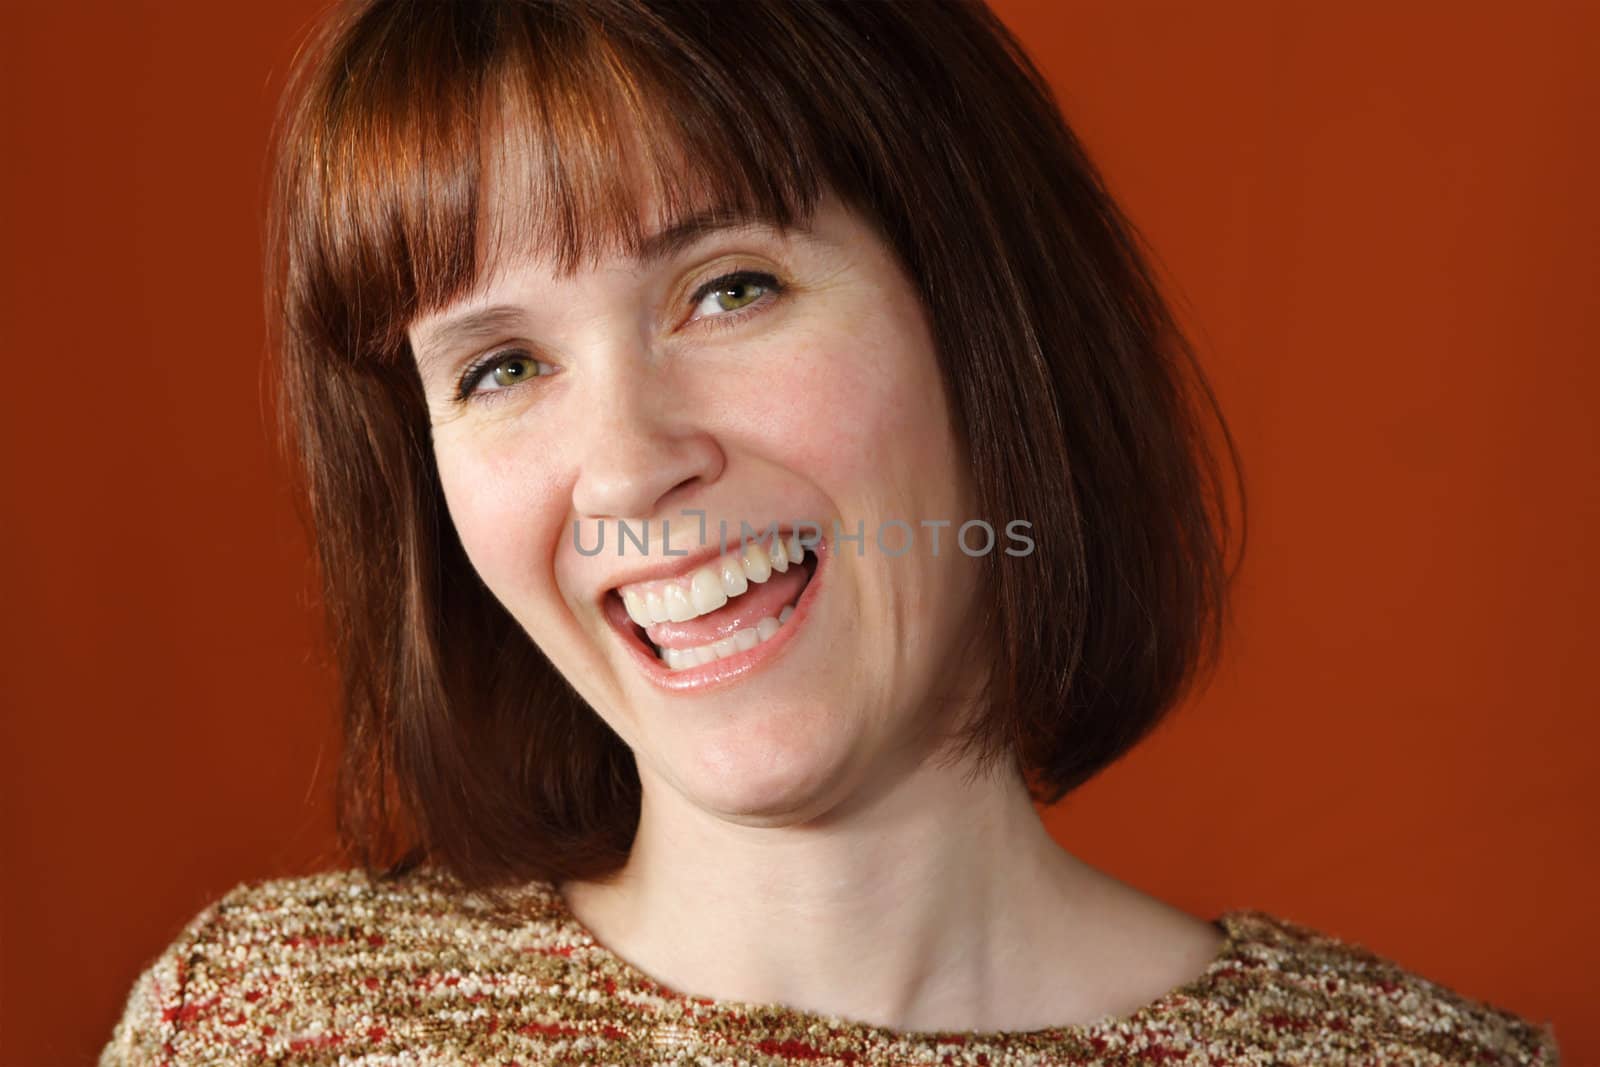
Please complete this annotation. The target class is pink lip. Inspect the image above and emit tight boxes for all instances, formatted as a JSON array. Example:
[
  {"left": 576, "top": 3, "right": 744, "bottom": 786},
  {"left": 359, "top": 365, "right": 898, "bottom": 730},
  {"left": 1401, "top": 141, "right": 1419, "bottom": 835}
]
[
  {"left": 605, "top": 536, "right": 828, "bottom": 693},
  {"left": 595, "top": 523, "right": 811, "bottom": 604}
]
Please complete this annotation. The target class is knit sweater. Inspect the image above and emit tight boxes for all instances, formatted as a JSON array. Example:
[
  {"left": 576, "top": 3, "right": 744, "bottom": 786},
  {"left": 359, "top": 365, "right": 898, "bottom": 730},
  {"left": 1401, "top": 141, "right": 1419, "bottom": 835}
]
[{"left": 99, "top": 866, "right": 1561, "bottom": 1066}]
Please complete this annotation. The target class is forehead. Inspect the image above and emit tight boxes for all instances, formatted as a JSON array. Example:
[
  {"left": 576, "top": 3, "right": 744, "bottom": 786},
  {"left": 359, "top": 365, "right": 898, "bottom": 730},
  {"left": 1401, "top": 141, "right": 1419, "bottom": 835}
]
[
  {"left": 401, "top": 95, "right": 819, "bottom": 337},
  {"left": 407, "top": 210, "right": 801, "bottom": 361},
  {"left": 465, "top": 76, "right": 827, "bottom": 278},
  {"left": 407, "top": 179, "right": 866, "bottom": 366}
]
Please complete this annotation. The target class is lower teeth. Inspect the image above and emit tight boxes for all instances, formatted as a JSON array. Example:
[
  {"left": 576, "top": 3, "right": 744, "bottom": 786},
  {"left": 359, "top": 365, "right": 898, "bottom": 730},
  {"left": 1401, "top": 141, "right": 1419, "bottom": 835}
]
[{"left": 658, "top": 604, "right": 796, "bottom": 670}]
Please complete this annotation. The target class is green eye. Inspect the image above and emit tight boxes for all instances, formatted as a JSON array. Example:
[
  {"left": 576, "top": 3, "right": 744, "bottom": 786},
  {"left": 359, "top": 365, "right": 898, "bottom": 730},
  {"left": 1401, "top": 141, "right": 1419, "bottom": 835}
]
[
  {"left": 490, "top": 356, "right": 538, "bottom": 388},
  {"left": 456, "top": 349, "right": 553, "bottom": 402},
  {"left": 690, "top": 269, "right": 784, "bottom": 327},
  {"left": 712, "top": 280, "right": 762, "bottom": 312}
]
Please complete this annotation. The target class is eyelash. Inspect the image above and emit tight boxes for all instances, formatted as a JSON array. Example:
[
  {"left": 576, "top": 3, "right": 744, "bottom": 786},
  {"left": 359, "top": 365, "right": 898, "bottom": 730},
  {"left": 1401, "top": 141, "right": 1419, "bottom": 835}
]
[{"left": 452, "top": 268, "right": 787, "bottom": 404}]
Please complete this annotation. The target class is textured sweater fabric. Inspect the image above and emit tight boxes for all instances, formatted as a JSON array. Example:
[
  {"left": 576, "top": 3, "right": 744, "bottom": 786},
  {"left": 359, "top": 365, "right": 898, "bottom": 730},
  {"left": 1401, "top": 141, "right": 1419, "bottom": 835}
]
[{"left": 99, "top": 866, "right": 1561, "bottom": 1066}]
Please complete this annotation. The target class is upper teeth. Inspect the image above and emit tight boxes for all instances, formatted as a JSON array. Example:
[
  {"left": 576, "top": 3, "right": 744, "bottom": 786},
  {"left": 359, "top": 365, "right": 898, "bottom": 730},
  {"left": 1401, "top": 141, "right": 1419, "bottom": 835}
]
[{"left": 619, "top": 532, "right": 807, "bottom": 626}]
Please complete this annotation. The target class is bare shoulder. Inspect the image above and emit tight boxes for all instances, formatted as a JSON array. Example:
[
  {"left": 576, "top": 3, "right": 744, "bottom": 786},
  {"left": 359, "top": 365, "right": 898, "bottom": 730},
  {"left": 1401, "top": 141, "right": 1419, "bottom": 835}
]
[{"left": 1056, "top": 879, "right": 1231, "bottom": 1019}]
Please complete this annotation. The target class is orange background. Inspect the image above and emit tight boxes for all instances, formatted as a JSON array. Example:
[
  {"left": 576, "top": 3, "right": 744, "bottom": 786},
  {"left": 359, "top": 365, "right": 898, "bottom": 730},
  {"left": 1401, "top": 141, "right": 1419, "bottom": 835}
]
[{"left": 3, "top": 2, "right": 1595, "bottom": 1063}]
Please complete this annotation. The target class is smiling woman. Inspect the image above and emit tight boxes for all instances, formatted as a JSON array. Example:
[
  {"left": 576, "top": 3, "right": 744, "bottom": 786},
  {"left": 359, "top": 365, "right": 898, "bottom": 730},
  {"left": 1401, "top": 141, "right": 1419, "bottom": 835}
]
[{"left": 97, "top": 1, "right": 1560, "bottom": 1064}]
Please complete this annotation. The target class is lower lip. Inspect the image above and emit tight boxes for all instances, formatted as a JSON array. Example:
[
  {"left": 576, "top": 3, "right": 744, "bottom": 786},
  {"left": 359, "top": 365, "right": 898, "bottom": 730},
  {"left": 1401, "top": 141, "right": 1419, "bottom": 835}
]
[{"left": 608, "top": 540, "right": 827, "bottom": 693}]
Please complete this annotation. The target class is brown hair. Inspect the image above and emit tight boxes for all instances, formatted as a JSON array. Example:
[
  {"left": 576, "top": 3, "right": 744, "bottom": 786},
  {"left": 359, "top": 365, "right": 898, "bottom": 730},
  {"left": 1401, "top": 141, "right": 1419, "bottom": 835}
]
[{"left": 266, "top": 0, "right": 1247, "bottom": 895}]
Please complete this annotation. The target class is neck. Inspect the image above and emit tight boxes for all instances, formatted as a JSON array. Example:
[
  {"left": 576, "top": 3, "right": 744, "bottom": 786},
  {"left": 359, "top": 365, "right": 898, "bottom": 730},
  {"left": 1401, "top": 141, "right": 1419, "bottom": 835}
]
[{"left": 559, "top": 752, "right": 1116, "bottom": 1032}]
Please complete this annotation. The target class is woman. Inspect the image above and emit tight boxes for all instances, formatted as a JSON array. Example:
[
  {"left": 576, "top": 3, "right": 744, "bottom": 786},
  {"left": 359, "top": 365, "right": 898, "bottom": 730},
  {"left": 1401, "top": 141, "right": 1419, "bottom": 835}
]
[{"left": 102, "top": 0, "right": 1559, "bottom": 1063}]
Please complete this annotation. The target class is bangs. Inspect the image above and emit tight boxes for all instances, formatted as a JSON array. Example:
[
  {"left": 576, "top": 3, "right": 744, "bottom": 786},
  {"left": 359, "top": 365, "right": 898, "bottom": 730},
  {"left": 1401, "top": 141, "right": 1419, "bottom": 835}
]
[{"left": 284, "top": 2, "right": 830, "bottom": 364}]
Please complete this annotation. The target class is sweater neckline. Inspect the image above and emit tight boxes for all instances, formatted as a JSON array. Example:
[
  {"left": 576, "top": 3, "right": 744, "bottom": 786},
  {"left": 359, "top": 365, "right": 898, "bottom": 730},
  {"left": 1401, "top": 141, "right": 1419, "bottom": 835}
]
[{"left": 535, "top": 882, "right": 1254, "bottom": 1051}]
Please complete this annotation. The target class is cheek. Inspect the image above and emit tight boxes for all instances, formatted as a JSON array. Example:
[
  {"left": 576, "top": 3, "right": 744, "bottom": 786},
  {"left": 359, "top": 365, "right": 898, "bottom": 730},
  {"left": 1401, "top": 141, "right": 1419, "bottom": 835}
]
[
  {"left": 432, "top": 427, "right": 565, "bottom": 606},
  {"left": 721, "top": 317, "right": 952, "bottom": 494}
]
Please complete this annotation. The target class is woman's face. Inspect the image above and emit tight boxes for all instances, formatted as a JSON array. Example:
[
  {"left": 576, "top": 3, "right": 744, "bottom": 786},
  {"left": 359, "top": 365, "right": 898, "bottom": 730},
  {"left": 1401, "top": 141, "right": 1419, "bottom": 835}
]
[{"left": 408, "top": 187, "right": 987, "bottom": 824}]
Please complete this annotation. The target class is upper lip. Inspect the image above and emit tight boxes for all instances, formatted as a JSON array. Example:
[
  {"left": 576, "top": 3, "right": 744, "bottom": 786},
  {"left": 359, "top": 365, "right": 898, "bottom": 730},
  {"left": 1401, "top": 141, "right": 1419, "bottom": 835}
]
[{"left": 596, "top": 522, "right": 808, "bottom": 601}]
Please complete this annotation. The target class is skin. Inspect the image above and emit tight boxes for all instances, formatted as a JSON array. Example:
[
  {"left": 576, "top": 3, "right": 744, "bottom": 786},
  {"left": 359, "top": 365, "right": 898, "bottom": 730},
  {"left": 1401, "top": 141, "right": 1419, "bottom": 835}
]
[{"left": 407, "top": 185, "right": 1225, "bottom": 1032}]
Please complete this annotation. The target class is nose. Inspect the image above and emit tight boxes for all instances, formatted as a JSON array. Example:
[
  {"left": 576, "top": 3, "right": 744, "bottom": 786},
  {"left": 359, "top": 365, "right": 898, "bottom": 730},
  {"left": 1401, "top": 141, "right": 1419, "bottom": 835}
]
[{"left": 569, "top": 363, "right": 725, "bottom": 524}]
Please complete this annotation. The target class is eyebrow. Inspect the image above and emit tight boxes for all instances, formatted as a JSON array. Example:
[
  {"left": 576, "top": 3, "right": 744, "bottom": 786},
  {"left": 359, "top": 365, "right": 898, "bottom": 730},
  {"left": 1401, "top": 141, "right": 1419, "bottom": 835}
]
[
  {"left": 411, "top": 208, "right": 802, "bottom": 370},
  {"left": 412, "top": 305, "right": 530, "bottom": 373},
  {"left": 635, "top": 206, "right": 791, "bottom": 264}
]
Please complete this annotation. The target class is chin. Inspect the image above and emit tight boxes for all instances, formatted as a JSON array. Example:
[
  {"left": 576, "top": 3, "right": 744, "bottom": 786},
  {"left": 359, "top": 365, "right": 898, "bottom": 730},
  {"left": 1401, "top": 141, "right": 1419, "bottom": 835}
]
[{"left": 665, "top": 701, "right": 863, "bottom": 825}]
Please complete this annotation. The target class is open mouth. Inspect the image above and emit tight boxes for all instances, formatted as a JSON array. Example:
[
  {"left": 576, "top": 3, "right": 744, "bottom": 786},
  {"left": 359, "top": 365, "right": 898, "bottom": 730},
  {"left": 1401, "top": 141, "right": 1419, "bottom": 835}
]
[{"left": 606, "top": 532, "right": 821, "bottom": 672}]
